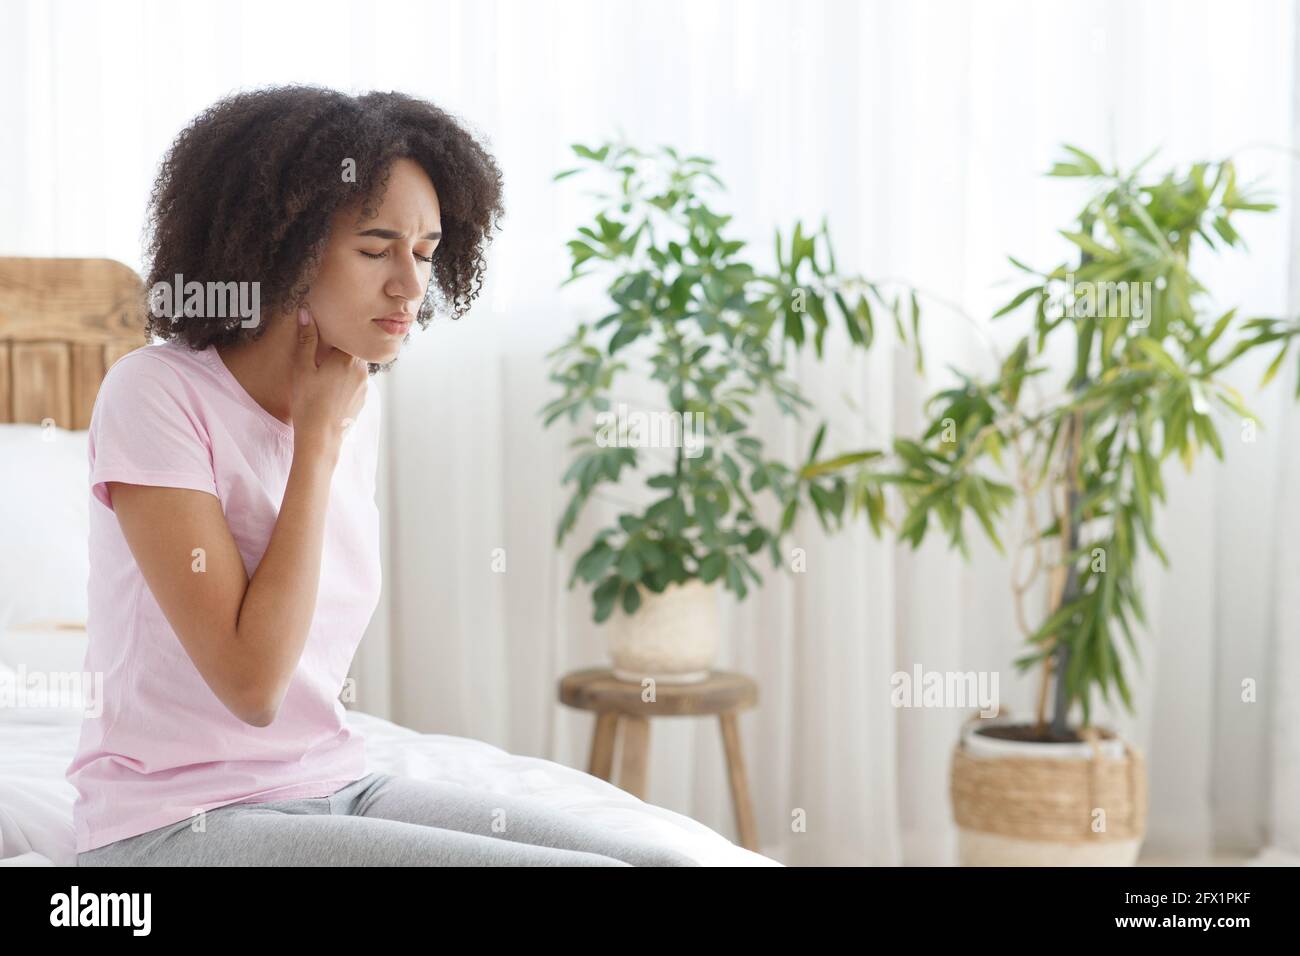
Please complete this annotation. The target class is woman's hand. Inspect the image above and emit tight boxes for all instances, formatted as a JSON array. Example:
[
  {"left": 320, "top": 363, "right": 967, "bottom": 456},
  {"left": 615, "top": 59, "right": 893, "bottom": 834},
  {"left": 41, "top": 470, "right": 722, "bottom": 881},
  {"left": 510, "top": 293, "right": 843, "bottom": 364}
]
[{"left": 290, "top": 304, "right": 368, "bottom": 457}]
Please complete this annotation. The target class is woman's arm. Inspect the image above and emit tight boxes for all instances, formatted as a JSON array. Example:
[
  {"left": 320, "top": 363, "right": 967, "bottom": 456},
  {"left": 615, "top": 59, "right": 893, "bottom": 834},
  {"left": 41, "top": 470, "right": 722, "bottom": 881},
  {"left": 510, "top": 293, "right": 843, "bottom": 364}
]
[
  {"left": 108, "top": 438, "right": 339, "bottom": 727},
  {"left": 108, "top": 310, "right": 368, "bottom": 727}
]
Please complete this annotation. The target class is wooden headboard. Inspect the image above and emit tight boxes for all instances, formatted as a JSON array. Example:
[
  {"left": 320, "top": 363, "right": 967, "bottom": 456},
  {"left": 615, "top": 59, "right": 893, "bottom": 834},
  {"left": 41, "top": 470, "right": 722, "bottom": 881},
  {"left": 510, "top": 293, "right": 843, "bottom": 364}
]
[{"left": 0, "top": 257, "right": 149, "bottom": 430}]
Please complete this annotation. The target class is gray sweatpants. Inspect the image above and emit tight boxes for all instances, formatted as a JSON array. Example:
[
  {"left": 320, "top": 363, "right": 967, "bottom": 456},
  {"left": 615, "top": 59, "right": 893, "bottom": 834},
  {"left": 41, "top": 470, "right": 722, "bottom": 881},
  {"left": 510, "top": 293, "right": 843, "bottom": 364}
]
[{"left": 76, "top": 772, "right": 701, "bottom": 866}]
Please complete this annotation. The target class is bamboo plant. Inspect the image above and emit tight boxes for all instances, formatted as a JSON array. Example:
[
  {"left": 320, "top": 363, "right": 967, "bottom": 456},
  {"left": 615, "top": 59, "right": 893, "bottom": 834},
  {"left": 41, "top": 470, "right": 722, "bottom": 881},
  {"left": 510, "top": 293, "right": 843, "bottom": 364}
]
[{"left": 840, "top": 145, "right": 1279, "bottom": 736}]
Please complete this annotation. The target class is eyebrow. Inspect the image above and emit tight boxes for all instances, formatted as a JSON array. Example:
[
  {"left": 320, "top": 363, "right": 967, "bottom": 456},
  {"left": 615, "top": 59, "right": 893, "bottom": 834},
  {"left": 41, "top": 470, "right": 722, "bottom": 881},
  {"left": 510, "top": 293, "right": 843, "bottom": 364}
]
[{"left": 356, "top": 228, "right": 442, "bottom": 240}]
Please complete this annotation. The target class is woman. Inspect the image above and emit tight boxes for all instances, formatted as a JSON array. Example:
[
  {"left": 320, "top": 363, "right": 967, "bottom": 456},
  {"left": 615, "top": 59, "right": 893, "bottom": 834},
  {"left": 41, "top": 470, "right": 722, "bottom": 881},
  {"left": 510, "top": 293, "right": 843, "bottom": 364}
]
[{"left": 67, "top": 85, "right": 697, "bottom": 866}]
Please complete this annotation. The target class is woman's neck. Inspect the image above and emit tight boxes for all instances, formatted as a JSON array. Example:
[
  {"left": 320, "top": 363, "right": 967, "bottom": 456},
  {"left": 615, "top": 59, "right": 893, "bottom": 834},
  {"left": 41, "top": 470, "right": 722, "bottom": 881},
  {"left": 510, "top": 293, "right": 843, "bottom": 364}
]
[{"left": 214, "top": 312, "right": 334, "bottom": 426}]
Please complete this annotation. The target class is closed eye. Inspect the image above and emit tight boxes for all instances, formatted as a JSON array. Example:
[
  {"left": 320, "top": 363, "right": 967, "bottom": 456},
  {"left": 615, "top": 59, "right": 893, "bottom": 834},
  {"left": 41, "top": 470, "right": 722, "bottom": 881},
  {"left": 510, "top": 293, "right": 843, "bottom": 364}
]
[{"left": 361, "top": 250, "right": 436, "bottom": 263}]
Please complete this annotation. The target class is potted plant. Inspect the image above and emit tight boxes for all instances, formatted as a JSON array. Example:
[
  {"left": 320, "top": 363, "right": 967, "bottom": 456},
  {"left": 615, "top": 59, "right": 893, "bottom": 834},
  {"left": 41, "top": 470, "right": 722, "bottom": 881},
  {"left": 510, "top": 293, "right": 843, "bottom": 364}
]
[
  {"left": 542, "top": 139, "right": 919, "bottom": 682},
  {"left": 840, "top": 145, "right": 1278, "bottom": 863}
]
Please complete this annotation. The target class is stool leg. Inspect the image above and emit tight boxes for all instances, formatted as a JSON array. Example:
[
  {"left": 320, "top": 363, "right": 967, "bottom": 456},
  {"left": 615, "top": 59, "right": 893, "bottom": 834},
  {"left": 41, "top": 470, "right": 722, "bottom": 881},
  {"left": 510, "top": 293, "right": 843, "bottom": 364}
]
[
  {"left": 618, "top": 715, "right": 650, "bottom": 799},
  {"left": 588, "top": 712, "right": 619, "bottom": 781},
  {"left": 719, "top": 711, "right": 759, "bottom": 852}
]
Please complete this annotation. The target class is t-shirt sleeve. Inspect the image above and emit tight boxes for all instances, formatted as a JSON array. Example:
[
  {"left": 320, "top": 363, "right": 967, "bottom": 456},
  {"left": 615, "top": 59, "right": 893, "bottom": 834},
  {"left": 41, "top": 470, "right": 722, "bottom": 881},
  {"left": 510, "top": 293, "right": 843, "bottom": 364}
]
[{"left": 88, "top": 352, "right": 219, "bottom": 512}]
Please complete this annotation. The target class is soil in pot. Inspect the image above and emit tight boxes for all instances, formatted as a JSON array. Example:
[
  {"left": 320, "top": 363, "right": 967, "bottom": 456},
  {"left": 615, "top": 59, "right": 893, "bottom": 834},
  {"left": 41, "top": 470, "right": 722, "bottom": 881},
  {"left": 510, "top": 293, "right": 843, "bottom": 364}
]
[{"left": 976, "top": 723, "right": 1089, "bottom": 745}]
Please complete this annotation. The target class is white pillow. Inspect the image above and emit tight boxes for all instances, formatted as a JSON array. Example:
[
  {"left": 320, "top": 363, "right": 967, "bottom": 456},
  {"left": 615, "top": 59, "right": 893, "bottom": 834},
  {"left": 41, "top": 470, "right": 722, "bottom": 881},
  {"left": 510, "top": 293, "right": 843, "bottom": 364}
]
[{"left": 0, "top": 424, "right": 90, "bottom": 631}]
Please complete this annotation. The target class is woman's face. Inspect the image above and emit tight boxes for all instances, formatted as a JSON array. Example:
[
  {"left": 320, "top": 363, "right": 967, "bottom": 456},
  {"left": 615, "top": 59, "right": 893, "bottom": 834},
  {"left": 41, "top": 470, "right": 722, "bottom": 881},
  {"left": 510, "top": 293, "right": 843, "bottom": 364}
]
[{"left": 306, "top": 157, "right": 442, "bottom": 364}]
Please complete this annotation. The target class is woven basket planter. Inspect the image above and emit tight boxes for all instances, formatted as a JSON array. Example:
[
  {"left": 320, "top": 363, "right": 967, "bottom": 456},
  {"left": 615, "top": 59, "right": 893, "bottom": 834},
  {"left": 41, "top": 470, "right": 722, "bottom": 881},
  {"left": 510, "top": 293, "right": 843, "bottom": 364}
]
[{"left": 950, "top": 715, "right": 1148, "bottom": 865}]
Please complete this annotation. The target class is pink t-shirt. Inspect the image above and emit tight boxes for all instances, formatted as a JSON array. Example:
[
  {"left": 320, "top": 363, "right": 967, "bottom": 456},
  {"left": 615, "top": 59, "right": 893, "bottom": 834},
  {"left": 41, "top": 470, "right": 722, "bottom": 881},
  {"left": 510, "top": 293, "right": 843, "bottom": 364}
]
[{"left": 65, "top": 338, "right": 383, "bottom": 853}]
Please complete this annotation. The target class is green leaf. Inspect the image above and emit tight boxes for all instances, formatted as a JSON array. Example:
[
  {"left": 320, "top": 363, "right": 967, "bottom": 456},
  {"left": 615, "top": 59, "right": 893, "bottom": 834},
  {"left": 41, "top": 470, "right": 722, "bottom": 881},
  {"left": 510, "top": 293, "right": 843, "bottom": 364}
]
[
  {"left": 1134, "top": 338, "right": 1184, "bottom": 378},
  {"left": 993, "top": 286, "right": 1041, "bottom": 320},
  {"left": 593, "top": 575, "right": 622, "bottom": 623},
  {"left": 622, "top": 583, "right": 642, "bottom": 615},
  {"left": 806, "top": 423, "right": 827, "bottom": 464},
  {"left": 855, "top": 295, "right": 875, "bottom": 348},
  {"left": 783, "top": 308, "right": 804, "bottom": 346},
  {"left": 780, "top": 499, "right": 798, "bottom": 533},
  {"left": 1060, "top": 230, "right": 1115, "bottom": 260},
  {"left": 572, "top": 543, "right": 616, "bottom": 585},
  {"left": 801, "top": 449, "right": 884, "bottom": 478},
  {"left": 1060, "top": 144, "right": 1104, "bottom": 175},
  {"left": 725, "top": 558, "right": 747, "bottom": 599},
  {"left": 1048, "top": 162, "right": 1091, "bottom": 178},
  {"left": 910, "top": 291, "right": 923, "bottom": 372},
  {"left": 617, "top": 550, "right": 643, "bottom": 583},
  {"left": 608, "top": 322, "right": 645, "bottom": 355},
  {"left": 571, "top": 142, "right": 610, "bottom": 161},
  {"left": 720, "top": 453, "right": 741, "bottom": 484},
  {"left": 1261, "top": 345, "right": 1289, "bottom": 387},
  {"left": 698, "top": 551, "right": 726, "bottom": 583}
]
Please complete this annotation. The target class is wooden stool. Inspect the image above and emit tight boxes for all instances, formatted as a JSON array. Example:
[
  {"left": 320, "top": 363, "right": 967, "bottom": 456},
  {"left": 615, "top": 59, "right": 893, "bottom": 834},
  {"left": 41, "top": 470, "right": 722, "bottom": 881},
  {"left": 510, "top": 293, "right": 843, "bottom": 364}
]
[{"left": 558, "top": 667, "right": 759, "bottom": 852}]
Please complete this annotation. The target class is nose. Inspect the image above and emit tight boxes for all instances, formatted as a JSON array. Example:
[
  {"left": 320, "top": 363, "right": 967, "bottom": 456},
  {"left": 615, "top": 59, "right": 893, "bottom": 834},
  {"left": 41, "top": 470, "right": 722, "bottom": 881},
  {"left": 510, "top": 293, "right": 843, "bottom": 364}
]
[{"left": 384, "top": 249, "right": 425, "bottom": 306}]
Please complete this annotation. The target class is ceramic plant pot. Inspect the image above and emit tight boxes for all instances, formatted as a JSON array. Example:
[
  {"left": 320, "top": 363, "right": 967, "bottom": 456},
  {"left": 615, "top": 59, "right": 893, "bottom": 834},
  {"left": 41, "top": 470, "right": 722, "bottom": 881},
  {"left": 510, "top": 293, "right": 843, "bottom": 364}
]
[{"left": 607, "top": 578, "right": 720, "bottom": 684}]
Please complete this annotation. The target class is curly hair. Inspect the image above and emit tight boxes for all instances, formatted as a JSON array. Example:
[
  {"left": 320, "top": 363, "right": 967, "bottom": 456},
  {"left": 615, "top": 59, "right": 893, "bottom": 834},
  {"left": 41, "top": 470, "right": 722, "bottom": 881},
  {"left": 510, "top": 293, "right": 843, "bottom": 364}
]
[{"left": 141, "top": 85, "right": 505, "bottom": 364}]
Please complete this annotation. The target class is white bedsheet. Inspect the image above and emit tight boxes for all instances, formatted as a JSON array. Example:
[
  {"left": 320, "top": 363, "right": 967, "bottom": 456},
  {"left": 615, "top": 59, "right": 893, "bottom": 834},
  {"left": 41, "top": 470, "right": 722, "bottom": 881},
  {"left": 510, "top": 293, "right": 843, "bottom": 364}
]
[{"left": 0, "top": 710, "right": 779, "bottom": 867}]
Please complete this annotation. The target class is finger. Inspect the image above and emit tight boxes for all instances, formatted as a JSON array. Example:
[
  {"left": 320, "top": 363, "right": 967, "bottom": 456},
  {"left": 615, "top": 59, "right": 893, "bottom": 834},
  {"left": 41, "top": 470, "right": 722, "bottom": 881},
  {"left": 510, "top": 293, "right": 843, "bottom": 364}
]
[{"left": 296, "top": 305, "right": 318, "bottom": 370}]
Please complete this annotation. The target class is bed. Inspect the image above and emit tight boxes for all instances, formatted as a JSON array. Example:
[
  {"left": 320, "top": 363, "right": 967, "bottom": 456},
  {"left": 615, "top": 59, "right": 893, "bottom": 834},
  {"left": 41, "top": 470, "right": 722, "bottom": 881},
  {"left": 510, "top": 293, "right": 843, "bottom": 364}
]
[
  {"left": 0, "top": 622, "right": 774, "bottom": 866},
  {"left": 0, "top": 257, "right": 778, "bottom": 867}
]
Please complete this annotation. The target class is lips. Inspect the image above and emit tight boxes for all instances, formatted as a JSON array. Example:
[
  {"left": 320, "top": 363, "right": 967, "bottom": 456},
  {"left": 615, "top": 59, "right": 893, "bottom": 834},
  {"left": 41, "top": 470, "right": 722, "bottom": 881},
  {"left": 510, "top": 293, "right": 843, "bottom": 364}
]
[{"left": 374, "top": 318, "right": 412, "bottom": 335}]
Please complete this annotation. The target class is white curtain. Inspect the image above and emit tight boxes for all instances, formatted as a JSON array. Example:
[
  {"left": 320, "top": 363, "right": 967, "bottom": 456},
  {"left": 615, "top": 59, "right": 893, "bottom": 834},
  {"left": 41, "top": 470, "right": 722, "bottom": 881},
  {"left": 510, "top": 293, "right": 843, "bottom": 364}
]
[
  {"left": 3, "top": 0, "right": 1296, "bottom": 865},
  {"left": 1266, "top": 11, "right": 1300, "bottom": 862}
]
